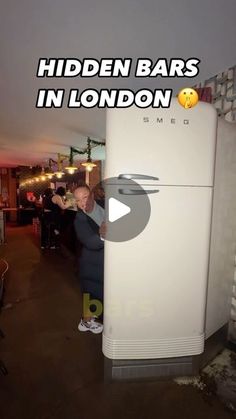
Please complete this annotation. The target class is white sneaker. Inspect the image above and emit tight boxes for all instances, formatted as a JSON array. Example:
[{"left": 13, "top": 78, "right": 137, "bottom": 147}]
[{"left": 78, "top": 318, "right": 103, "bottom": 334}]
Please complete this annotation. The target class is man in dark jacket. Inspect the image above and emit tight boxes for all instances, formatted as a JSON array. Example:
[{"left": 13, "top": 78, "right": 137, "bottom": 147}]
[{"left": 74, "top": 185, "right": 105, "bottom": 334}]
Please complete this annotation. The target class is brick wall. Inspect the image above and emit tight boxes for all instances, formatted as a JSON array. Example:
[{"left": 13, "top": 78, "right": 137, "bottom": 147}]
[{"left": 193, "top": 65, "right": 236, "bottom": 122}]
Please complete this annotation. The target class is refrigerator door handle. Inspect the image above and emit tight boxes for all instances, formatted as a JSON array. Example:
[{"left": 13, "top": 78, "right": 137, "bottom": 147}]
[
  {"left": 118, "top": 174, "right": 159, "bottom": 181},
  {"left": 119, "top": 188, "right": 159, "bottom": 195}
]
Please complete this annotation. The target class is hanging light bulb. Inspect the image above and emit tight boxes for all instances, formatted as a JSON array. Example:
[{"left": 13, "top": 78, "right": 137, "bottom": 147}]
[
  {"left": 54, "top": 166, "right": 65, "bottom": 178},
  {"left": 65, "top": 166, "right": 77, "bottom": 174},
  {"left": 81, "top": 159, "right": 97, "bottom": 172},
  {"left": 65, "top": 163, "right": 77, "bottom": 175},
  {"left": 40, "top": 167, "right": 47, "bottom": 181},
  {"left": 45, "top": 159, "right": 55, "bottom": 179},
  {"left": 54, "top": 154, "right": 65, "bottom": 178},
  {"left": 54, "top": 171, "right": 64, "bottom": 179},
  {"left": 81, "top": 138, "right": 97, "bottom": 172},
  {"left": 65, "top": 147, "right": 78, "bottom": 174}
]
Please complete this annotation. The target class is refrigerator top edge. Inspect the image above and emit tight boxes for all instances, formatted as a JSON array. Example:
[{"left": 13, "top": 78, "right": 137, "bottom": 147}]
[
  {"left": 105, "top": 97, "right": 217, "bottom": 118},
  {"left": 105, "top": 99, "right": 217, "bottom": 186}
]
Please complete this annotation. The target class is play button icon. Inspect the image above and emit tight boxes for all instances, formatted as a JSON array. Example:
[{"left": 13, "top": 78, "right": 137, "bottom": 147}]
[
  {"left": 108, "top": 198, "right": 131, "bottom": 222},
  {"left": 92, "top": 177, "right": 153, "bottom": 242}
]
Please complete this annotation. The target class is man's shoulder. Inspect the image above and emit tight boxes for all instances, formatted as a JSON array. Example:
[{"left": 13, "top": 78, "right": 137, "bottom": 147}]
[
  {"left": 75, "top": 209, "right": 88, "bottom": 222},
  {"left": 75, "top": 210, "right": 100, "bottom": 232}
]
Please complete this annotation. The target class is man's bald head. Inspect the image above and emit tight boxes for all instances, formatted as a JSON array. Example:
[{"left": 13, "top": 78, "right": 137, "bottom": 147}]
[{"left": 74, "top": 185, "right": 94, "bottom": 211}]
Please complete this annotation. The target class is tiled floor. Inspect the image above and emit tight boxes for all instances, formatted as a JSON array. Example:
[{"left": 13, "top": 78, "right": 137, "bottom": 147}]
[{"left": 0, "top": 225, "right": 235, "bottom": 419}]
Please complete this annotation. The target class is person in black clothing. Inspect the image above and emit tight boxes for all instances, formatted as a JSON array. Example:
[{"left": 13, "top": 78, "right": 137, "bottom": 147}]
[
  {"left": 40, "top": 186, "right": 71, "bottom": 249},
  {"left": 73, "top": 184, "right": 105, "bottom": 334},
  {"left": 42, "top": 188, "right": 54, "bottom": 210},
  {"left": 40, "top": 188, "right": 55, "bottom": 249},
  {"left": 51, "top": 186, "right": 71, "bottom": 234}
]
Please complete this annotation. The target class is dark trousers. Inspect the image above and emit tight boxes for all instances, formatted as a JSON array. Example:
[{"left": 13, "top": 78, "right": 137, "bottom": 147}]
[{"left": 40, "top": 213, "right": 57, "bottom": 247}]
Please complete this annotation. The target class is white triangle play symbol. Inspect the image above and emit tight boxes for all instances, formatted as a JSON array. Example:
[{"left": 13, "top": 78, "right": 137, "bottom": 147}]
[{"left": 108, "top": 197, "right": 131, "bottom": 223}]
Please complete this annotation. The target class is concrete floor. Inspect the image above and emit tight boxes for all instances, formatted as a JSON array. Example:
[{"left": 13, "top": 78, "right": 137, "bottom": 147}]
[{"left": 0, "top": 225, "right": 235, "bottom": 419}]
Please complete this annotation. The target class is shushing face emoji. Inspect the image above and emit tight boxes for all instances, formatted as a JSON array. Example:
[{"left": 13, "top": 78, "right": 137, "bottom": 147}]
[{"left": 178, "top": 88, "right": 199, "bottom": 109}]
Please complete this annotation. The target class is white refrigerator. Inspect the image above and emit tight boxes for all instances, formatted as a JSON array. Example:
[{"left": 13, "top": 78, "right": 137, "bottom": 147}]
[{"left": 102, "top": 98, "right": 218, "bottom": 366}]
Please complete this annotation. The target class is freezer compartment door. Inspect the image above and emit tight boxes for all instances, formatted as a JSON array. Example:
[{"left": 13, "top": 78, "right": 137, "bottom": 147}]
[
  {"left": 105, "top": 100, "right": 217, "bottom": 186},
  {"left": 103, "top": 186, "right": 213, "bottom": 359}
]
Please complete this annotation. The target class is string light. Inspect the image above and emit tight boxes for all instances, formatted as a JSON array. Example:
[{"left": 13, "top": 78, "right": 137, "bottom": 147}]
[{"left": 19, "top": 137, "right": 105, "bottom": 187}]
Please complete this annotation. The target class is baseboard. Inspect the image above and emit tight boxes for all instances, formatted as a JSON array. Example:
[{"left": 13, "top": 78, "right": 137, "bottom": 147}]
[
  {"left": 104, "top": 354, "right": 201, "bottom": 382},
  {"left": 103, "top": 325, "right": 229, "bottom": 382}
]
